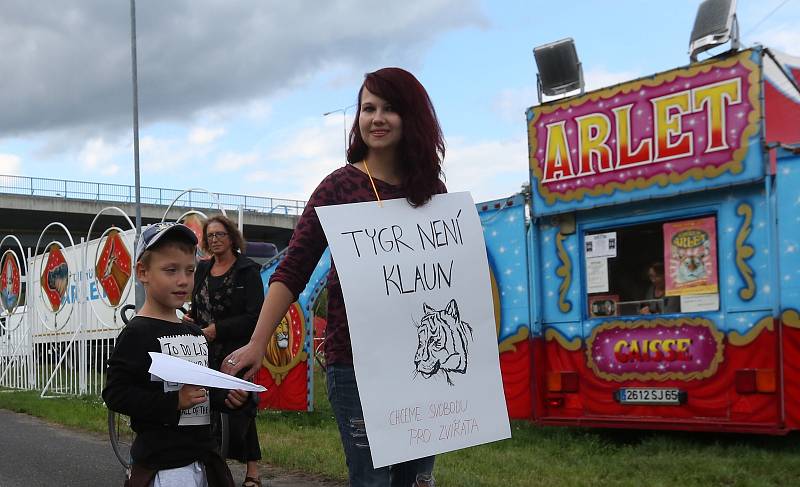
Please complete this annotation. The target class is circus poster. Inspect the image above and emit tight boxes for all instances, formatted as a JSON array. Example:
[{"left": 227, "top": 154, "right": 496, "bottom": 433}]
[
  {"left": 1, "top": 251, "right": 21, "bottom": 313},
  {"left": 40, "top": 244, "right": 69, "bottom": 312},
  {"left": 255, "top": 302, "right": 309, "bottom": 411},
  {"left": 317, "top": 192, "right": 510, "bottom": 468},
  {"left": 95, "top": 230, "right": 132, "bottom": 307},
  {"left": 663, "top": 217, "right": 719, "bottom": 296}
]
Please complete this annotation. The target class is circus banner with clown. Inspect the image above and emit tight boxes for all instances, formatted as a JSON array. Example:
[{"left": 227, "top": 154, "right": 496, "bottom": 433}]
[{"left": 317, "top": 192, "right": 510, "bottom": 468}]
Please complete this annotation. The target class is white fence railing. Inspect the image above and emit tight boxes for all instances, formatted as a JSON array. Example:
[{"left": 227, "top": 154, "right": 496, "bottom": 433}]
[{"left": 1, "top": 233, "right": 133, "bottom": 397}]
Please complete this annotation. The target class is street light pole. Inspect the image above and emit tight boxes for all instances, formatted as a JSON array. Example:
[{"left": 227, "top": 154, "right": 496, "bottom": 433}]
[
  {"left": 323, "top": 104, "right": 356, "bottom": 161},
  {"left": 130, "top": 0, "right": 144, "bottom": 310}
]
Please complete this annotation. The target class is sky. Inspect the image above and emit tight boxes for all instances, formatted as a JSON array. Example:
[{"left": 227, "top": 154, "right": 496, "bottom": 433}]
[{"left": 0, "top": 0, "right": 798, "bottom": 205}]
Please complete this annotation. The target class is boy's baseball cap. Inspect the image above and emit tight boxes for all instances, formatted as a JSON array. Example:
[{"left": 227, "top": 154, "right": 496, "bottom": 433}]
[{"left": 135, "top": 222, "right": 198, "bottom": 262}]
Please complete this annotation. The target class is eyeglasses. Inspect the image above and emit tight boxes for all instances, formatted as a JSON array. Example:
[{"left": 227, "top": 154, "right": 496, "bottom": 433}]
[{"left": 207, "top": 232, "right": 229, "bottom": 241}]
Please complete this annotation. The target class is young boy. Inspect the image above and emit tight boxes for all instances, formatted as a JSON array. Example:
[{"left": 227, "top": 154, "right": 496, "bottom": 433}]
[{"left": 103, "top": 223, "right": 243, "bottom": 487}]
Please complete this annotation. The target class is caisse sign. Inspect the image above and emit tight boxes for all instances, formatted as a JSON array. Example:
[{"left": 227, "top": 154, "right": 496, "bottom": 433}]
[{"left": 586, "top": 318, "right": 724, "bottom": 381}]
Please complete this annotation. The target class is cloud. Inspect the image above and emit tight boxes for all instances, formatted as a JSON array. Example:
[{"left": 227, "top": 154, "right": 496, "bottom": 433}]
[
  {"left": 78, "top": 137, "right": 122, "bottom": 176},
  {"left": 583, "top": 67, "right": 642, "bottom": 91},
  {"left": 752, "top": 24, "right": 800, "bottom": 56},
  {"left": 189, "top": 126, "right": 226, "bottom": 145},
  {"left": 0, "top": 153, "right": 21, "bottom": 174},
  {"left": 492, "top": 87, "right": 539, "bottom": 122},
  {"left": 0, "top": 0, "right": 483, "bottom": 138},
  {"left": 79, "top": 137, "right": 115, "bottom": 168},
  {"left": 214, "top": 151, "right": 259, "bottom": 171},
  {"left": 244, "top": 116, "right": 346, "bottom": 199},
  {"left": 492, "top": 67, "right": 640, "bottom": 121},
  {"left": 443, "top": 135, "right": 529, "bottom": 202},
  {"left": 246, "top": 112, "right": 529, "bottom": 203},
  {"left": 139, "top": 135, "right": 193, "bottom": 174}
]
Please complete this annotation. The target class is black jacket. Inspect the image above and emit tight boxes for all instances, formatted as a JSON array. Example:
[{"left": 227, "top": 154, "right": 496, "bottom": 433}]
[
  {"left": 191, "top": 254, "right": 264, "bottom": 367},
  {"left": 102, "top": 316, "right": 221, "bottom": 470}
]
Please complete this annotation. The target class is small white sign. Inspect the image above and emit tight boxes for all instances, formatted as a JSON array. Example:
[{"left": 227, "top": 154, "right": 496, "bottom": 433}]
[
  {"left": 586, "top": 257, "right": 609, "bottom": 293},
  {"left": 585, "top": 232, "right": 617, "bottom": 259},
  {"left": 317, "top": 192, "right": 511, "bottom": 468},
  {"left": 679, "top": 293, "right": 720, "bottom": 313}
]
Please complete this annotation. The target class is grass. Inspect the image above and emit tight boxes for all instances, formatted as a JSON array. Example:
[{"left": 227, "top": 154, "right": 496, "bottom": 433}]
[{"left": 3, "top": 369, "right": 800, "bottom": 486}]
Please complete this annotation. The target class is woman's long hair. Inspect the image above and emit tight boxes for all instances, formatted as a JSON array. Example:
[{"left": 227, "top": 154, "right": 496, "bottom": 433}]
[{"left": 346, "top": 67, "right": 445, "bottom": 207}]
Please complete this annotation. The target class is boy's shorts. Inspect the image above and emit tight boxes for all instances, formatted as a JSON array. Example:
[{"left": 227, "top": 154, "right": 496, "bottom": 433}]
[{"left": 150, "top": 461, "right": 207, "bottom": 487}]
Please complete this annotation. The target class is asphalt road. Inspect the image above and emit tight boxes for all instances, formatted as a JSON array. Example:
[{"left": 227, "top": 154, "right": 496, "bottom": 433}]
[
  {"left": 0, "top": 409, "right": 344, "bottom": 487},
  {"left": 0, "top": 409, "right": 125, "bottom": 486}
]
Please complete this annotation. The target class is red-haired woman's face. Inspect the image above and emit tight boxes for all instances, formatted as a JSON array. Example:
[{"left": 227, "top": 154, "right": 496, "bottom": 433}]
[{"left": 358, "top": 87, "right": 403, "bottom": 153}]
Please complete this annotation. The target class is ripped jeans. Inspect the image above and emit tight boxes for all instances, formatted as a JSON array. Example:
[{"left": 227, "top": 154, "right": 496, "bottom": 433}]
[{"left": 327, "top": 364, "right": 435, "bottom": 487}]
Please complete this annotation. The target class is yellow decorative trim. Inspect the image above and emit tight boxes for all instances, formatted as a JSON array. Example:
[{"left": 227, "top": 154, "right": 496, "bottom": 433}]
[
  {"left": 735, "top": 203, "right": 756, "bottom": 300},
  {"left": 555, "top": 232, "right": 572, "bottom": 313},
  {"left": 262, "top": 302, "right": 308, "bottom": 385},
  {"left": 528, "top": 51, "right": 762, "bottom": 205},
  {"left": 499, "top": 326, "right": 530, "bottom": 354},
  {"left": 545, "top": 327, "right": 582, "bottom": 351},
  {"left": 585, "top": 317, "right": 725, "bottom": 382},
  {"left": 728, "top": 315, "right": 774, "bottom": 346},
  {"left": 782, "top": 309, "right": 800, "bottom": 329}
]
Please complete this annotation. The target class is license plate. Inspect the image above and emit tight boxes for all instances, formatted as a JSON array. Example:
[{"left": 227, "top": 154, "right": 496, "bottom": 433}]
[{"left": 617, "top": 388, "right": 682, "bottom": 405}]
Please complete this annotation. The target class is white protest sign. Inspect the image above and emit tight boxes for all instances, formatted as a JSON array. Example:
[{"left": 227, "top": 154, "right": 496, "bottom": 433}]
[{"left": 317, "top": 192, "right": 510, "bottom": 468}]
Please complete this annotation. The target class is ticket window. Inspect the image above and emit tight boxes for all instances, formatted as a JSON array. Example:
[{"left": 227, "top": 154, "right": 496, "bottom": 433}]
[{"left": 584, "top": 216, "right": 720, "bottom": 318}]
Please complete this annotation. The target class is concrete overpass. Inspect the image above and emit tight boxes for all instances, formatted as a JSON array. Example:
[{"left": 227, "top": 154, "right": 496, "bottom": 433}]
[{"left": 0, "top": 174, "right": 302, "bottom": 252}]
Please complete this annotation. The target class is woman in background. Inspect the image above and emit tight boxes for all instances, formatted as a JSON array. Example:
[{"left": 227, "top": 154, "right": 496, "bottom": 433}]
[
  {"left": 189, "top": 215, "right": 265, "bottom": 487},
  {"left": 640, "top": 262, "right": 680, "bottom": 315}
]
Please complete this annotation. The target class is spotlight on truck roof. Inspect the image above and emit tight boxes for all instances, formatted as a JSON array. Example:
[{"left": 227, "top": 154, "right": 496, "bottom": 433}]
[
  {"left": 689, "top": 0, "right": 740, "bottom": 63},
  {"left": 533, "top": 37, "right": 584, "bottom": 104}
]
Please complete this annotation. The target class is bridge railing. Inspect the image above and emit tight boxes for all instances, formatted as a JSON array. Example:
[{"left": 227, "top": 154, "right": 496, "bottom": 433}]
[{"left": 0, "top": 174, "right": 306, "bottom": 215}]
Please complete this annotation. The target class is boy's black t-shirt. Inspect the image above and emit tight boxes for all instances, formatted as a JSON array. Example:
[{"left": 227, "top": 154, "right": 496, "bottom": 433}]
[{"left": 102, "top": 316, "right": 217, "bottom": 470}]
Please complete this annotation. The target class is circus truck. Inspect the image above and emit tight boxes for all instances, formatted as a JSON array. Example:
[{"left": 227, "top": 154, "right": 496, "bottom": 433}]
[
  {"left": 521, "top": 46, "right": 800, "bottom": 433},
  {"left": 250, "top": 46, "right": 800, "bottom": 434}
]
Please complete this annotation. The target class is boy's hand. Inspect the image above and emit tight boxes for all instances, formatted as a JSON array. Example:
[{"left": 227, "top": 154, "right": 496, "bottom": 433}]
[
  {"left": 178, "top": 385, "right": 207, "bottom": 410},
  {"left": 224, "top": 389, "right": 249, "bottom": 409},
  {"left": 182, "top": 312, "right": 195, "bottom": 324},
  {"left": 202, "top": 323, "right": 217, "bottom": 343}
]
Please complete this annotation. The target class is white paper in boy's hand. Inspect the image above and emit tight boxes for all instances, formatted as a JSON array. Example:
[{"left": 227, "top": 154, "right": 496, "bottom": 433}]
[{"left": 148, "top": 352, "right": 266, "bottom": 392}]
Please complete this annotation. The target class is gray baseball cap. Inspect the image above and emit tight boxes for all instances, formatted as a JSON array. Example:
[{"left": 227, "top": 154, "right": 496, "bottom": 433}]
[{"left": 135, "top": 222, "right": 198, "bottom": 262}]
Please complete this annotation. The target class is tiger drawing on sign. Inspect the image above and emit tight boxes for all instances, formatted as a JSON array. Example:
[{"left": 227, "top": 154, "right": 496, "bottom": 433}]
[{"left": 414, "top": 299, "right": 473, "bottom": 386}]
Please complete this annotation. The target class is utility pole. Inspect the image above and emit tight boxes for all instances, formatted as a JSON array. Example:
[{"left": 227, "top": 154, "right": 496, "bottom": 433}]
[{"left": 130, "top": 0, "right": 144, "bottom": 310}]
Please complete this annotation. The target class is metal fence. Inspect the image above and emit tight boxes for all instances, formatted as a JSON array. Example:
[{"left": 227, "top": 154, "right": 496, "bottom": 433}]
[
  {"left": 0, "top": 242, "right": 129, "bottom": 397},
  {"left": 0, "top": 174, "right": 306, "bottom": 215}
]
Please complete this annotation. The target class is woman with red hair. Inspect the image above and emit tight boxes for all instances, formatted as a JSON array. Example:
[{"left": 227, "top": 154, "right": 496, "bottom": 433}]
[{"left": 225, "top": 67, "right": 445, "bottom": 486}]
